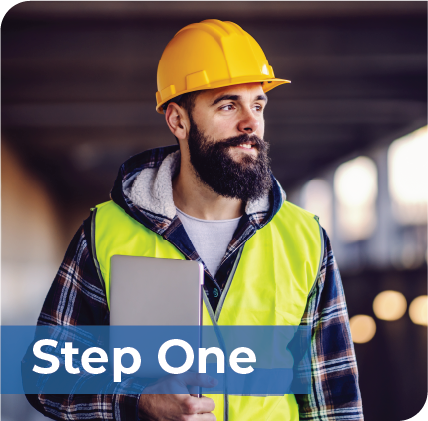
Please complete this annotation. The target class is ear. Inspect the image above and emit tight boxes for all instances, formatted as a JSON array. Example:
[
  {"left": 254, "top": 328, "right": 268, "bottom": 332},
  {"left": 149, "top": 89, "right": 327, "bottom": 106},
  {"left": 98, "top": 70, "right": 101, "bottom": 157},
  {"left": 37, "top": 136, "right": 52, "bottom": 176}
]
[{"left": 165, "top": 103, "right": 189, "bottom": 143}]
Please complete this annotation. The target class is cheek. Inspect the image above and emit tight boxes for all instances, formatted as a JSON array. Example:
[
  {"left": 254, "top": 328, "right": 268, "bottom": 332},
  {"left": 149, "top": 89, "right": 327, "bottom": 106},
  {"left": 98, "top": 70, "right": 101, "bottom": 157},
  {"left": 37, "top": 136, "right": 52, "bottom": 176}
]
[
  {"left": 257, "top": 120, "right": 265, "bottom": 137},
  {"left": 206, "top": 116, "right": 236, "bottom": 138}
]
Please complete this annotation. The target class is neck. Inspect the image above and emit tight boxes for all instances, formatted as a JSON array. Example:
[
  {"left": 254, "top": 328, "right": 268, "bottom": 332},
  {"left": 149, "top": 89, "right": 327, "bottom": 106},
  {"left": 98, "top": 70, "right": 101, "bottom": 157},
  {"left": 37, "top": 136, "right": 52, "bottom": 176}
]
[{"left": 173, "top": 153, "right": 244, "bottom": 220}]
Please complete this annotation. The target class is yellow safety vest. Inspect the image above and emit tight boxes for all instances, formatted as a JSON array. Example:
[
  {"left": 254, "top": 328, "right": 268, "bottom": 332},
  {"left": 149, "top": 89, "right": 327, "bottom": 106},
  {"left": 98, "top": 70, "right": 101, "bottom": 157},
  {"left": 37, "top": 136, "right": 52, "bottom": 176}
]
[{"left": 91, "top": 200, "right": 323, "bottom": 420}]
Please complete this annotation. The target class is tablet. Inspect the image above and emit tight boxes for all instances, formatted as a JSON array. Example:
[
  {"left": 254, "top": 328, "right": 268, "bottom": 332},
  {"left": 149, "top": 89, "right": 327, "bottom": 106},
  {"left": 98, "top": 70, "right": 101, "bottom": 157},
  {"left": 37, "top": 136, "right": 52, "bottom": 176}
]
[{"left": 110, "top": 255, "right": 204, "bottom": 326}]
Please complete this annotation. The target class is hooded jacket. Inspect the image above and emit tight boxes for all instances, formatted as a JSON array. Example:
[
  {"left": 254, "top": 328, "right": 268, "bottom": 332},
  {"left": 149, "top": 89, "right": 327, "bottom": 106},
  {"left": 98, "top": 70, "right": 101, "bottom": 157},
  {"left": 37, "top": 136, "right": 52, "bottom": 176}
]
[{"left": 25, "top": 145, "right": 363, "bottom": 421}]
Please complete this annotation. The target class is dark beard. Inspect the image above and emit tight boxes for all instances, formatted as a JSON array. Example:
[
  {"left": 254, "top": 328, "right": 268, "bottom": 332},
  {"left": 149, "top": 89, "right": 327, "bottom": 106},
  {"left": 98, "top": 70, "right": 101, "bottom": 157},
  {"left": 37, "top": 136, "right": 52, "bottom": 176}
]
[{"left": 187, "top": 116, "right": 272, "bottom": 202}]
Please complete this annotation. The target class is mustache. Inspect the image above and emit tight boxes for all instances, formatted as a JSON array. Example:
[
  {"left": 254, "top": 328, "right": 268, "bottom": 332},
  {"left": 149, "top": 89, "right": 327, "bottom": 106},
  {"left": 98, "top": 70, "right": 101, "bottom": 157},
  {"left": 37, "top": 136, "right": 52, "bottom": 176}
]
[{"left": 218, "top": 134, "right": 267, "bottom": 150}]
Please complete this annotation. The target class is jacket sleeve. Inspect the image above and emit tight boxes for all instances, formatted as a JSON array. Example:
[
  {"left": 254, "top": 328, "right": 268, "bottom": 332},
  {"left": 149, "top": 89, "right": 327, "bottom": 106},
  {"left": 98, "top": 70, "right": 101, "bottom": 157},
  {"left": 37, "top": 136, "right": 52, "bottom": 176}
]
[
  {"left": 295, "top": 228, "right": 364, "bottom": 420},
  {"left": 24, "top": 219, "right": 144, "bottom": 421}
]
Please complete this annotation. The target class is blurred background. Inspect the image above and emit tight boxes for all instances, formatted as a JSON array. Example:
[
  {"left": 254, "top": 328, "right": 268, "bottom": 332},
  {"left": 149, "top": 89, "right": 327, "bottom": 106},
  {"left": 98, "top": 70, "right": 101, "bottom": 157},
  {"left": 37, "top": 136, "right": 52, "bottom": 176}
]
[{"left": 1, "top": 2, "right": 427, "bottom": 420}]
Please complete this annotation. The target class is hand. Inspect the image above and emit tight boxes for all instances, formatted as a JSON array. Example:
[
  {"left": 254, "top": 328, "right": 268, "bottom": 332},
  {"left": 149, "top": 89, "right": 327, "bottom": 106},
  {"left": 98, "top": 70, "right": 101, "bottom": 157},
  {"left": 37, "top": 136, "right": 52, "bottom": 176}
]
[{"left": 138, "top": 372, "right": 217, "bottom": 420}]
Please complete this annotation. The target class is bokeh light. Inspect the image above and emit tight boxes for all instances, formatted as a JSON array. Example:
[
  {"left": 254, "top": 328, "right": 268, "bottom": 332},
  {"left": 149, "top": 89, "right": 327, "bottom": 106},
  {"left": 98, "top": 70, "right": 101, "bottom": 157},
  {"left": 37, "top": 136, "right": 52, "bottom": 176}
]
[
  {"left": 409, "top": 295, "right": 428, "bottom": 326},
  {"left": 349, "top": 315, "right": 377, "bottom": 344},
  {"left": 388, "top": 126, "right": 428, "bottom": 225},
  {"left": 373, "top": 290, "right": 407, "bottom": 321},
  {"left": 301, "top": 179, "right": 333, "bottom": 235},
  {"left": 334, "top": 156, "right": 378, "bottom": 242}
]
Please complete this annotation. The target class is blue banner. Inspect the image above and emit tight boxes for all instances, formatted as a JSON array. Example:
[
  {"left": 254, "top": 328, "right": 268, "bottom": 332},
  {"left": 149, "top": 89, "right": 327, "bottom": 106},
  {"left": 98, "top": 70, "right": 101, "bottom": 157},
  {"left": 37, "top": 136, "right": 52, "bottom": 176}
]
[{"left": 2, "top": 325, "right": 311, "bottom": 395}]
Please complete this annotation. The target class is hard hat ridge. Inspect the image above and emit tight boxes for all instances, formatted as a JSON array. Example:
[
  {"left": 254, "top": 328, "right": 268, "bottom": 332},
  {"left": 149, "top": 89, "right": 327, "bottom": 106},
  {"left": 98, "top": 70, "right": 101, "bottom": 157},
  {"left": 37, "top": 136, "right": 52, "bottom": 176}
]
[
  {"left": 176, "top": 19, "right": 247, "bottom": 40},
  {"left": 156, "top": 19, "right": 290, "bottom": 114}
]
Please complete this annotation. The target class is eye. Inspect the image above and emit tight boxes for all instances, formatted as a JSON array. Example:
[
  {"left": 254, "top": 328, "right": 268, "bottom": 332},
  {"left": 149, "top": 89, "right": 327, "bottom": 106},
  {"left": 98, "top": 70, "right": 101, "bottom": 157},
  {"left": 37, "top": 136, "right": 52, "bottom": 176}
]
[
  {"left": 253, "top": 104, "right": 264, "bottom": 112},
  {"left": 219, "top": 103, "right": 235, "bottom": 111}
]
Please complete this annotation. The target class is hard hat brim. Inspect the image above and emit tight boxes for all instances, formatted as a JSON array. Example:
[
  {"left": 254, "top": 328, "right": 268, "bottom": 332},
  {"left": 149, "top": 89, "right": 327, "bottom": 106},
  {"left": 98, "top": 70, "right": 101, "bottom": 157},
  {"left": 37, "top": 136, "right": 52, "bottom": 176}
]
[{"left": 156, "top": 78, "right": 290, "bottom": 114}]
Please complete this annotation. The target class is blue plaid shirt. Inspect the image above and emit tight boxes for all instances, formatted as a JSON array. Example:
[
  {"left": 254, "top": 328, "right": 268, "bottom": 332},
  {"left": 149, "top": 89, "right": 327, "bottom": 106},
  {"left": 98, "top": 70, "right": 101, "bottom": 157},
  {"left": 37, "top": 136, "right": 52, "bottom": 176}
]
[{"left": 25, "top": 145, "right": 364, "bottom": 420}]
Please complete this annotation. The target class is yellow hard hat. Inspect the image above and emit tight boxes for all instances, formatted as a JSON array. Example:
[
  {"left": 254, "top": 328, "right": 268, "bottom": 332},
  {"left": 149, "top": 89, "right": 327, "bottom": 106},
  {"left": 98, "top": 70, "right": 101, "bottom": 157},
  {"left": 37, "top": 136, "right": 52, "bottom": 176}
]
[{"left": 156, "top": 19, "right": 290, "bottom": 114}]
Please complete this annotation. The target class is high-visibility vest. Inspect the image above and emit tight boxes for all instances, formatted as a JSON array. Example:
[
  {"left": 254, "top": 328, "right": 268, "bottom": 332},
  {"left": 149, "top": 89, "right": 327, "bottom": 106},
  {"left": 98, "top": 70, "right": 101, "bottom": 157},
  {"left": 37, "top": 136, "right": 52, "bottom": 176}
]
[{"left": 91, "top": 200, "right": 323, "bottom": 420}]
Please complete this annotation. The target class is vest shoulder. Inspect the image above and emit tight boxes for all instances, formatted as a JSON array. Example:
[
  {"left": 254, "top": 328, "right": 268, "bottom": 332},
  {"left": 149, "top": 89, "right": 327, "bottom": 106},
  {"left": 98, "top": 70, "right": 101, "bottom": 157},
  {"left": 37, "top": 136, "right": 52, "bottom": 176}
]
[
  {"left": 96, "top": 200, "right": 133, "bottom": 218},
  {"left": 94, "top": 200, "right": 129, "bottom": 221},
  {"left": 95, "top": 200, "right": 115, "bottom": 210},
  {"left": 278, "top": 200, "right": 317, "bottom": 222}
]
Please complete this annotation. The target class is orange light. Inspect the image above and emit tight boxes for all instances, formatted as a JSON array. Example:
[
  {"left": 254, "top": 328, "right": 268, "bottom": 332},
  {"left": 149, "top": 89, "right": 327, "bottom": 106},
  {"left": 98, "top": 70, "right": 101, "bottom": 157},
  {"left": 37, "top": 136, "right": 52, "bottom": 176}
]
[
  {"left": 349, "top": 315, "right": 376, "bottom": 344},
  {"left": 409, "top": 296, "right": 428, "bottom": 326},
  {"left": 373, "top": 290, "right": 407, "bottom": 321}
]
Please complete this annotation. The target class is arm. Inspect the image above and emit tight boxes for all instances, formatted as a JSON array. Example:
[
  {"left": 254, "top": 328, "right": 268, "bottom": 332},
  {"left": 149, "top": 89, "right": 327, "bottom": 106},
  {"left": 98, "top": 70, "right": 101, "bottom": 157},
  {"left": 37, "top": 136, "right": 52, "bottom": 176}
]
[
  {"left": 295, "top": 228, "right": 364, "bottom": 420},
  {"left": 24, "top": 221, "right": 143, "bottom": 421}
]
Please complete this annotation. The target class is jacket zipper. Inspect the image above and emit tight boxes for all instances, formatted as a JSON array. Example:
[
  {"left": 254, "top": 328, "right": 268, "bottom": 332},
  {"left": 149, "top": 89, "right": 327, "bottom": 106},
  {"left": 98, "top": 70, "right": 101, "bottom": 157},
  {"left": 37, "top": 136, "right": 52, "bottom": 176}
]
[
  {"left": 201, "top": 245, "right": 244, "bottom": 421},
  {"left": 167, "top": 226, "right": 258, "bottom": 421}
]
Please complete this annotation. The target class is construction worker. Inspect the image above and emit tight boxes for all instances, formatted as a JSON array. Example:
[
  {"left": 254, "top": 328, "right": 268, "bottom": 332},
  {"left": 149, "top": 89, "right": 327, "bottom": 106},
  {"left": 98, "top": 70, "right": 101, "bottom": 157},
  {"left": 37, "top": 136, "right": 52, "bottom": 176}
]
[{"left": 25, "top": 20, "right": 363, "bottom": 420}]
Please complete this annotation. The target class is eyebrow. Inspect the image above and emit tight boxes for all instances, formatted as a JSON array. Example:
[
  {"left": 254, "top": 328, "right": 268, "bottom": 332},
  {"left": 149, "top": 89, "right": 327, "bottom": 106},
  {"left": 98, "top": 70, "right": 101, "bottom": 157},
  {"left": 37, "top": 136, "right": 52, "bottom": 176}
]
[{"left": 211, "top": 94, "right": 268, "bottom": 106}]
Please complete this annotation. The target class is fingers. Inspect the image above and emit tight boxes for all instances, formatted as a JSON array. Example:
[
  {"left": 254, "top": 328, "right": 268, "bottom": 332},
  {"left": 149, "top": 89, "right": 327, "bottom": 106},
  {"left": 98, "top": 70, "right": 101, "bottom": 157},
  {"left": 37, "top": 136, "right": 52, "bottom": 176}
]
[
  {"left": 181, "top": 395, "right": 215, "bottom": 414},
  {"left": 180, "top": 372, "right": 218, "bottom": 388},
  {"left": 139, "top": 393, "right": 216, "bottom": 420}
]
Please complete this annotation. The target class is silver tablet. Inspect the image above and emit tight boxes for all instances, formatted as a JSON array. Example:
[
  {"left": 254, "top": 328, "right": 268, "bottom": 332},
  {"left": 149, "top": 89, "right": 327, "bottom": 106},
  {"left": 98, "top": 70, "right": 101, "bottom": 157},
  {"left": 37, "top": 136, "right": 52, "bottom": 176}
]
[{"left": 110, "top": 255, "right": 204, "bottom": 326}]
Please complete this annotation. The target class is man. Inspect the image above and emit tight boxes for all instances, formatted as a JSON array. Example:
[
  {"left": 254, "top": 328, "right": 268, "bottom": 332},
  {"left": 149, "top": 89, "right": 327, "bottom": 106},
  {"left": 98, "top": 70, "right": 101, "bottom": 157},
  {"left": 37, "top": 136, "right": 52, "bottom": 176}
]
[{"left": 26, "top": 20, "right": 363, "bottom": 420}]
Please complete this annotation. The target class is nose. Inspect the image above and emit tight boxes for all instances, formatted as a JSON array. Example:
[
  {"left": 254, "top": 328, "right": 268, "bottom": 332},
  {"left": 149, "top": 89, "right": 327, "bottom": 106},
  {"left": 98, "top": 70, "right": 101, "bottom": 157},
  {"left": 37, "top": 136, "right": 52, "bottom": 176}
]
[{"left": 237, "top": 108, "right": 260, "bottom": 134}]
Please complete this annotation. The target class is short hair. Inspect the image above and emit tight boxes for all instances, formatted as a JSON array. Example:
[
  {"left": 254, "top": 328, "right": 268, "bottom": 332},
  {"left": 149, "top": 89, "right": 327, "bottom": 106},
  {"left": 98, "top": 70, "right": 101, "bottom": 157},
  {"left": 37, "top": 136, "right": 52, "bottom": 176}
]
[
  {"left": 163, "top": 90, "right": 202, "bottom": 117},
  {"left": 178, "top": 91, "right": 201, "bottom": 116}
]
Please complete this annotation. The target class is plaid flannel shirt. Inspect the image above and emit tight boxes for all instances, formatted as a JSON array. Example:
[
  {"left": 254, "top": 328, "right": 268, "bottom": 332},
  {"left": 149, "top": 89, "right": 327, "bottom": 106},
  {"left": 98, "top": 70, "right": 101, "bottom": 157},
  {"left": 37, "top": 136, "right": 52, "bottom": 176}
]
[{"left": 25, "top": 145, "right": 364, "bottom": 420}]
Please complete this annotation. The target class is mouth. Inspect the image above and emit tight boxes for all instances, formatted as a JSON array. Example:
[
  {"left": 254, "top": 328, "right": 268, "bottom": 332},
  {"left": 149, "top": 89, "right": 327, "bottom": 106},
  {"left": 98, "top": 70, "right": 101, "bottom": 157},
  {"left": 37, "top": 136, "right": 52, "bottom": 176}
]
[
  {"left": 221, "top": 135, "right": 263, "bottom": 155},
  {"left": 233, "top": 140, "right": 257, "bottom": 152}
]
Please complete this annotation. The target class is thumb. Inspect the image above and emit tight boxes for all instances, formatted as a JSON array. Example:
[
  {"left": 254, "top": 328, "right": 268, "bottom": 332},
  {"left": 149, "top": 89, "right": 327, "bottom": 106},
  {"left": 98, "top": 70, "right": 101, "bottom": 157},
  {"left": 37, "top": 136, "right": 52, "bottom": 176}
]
[{"left": 180, "top": 372, "right": 218, "bottom": 388}]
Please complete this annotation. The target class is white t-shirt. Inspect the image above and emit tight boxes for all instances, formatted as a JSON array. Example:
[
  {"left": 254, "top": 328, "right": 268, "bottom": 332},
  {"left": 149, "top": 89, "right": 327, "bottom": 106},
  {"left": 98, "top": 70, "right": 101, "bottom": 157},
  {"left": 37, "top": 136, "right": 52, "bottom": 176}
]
[{"left": 176, "top": 207, "right": 241, "bottom": 277}]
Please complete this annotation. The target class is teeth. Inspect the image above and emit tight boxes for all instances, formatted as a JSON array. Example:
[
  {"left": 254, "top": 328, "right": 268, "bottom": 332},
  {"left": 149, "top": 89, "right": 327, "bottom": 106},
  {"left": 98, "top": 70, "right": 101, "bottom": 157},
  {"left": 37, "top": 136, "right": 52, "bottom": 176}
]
[{"left": 239, "top": 144, "right": 252, "bottom": 149}]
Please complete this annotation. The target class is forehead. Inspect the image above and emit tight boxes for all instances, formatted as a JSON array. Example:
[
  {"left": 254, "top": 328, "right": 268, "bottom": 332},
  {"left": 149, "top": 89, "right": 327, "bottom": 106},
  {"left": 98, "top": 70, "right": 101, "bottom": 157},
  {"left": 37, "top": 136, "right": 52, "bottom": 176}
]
[{"left": 196, "top": 82, "right": 266, "bottom": 105}]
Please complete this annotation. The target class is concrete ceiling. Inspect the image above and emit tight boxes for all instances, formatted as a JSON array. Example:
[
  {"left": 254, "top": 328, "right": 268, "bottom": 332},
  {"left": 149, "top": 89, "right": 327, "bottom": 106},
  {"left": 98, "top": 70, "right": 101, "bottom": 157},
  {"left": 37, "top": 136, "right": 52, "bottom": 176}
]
[{"left": 2, "top": 1, "right": 427, "bottom": 215}]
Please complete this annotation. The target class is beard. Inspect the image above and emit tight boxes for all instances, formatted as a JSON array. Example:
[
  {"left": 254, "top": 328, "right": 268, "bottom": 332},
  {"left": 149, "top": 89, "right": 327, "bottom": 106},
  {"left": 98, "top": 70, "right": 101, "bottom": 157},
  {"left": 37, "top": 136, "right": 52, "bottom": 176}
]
[{"left": 187, "top": 115, "right": 272, "bottom": 202}]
